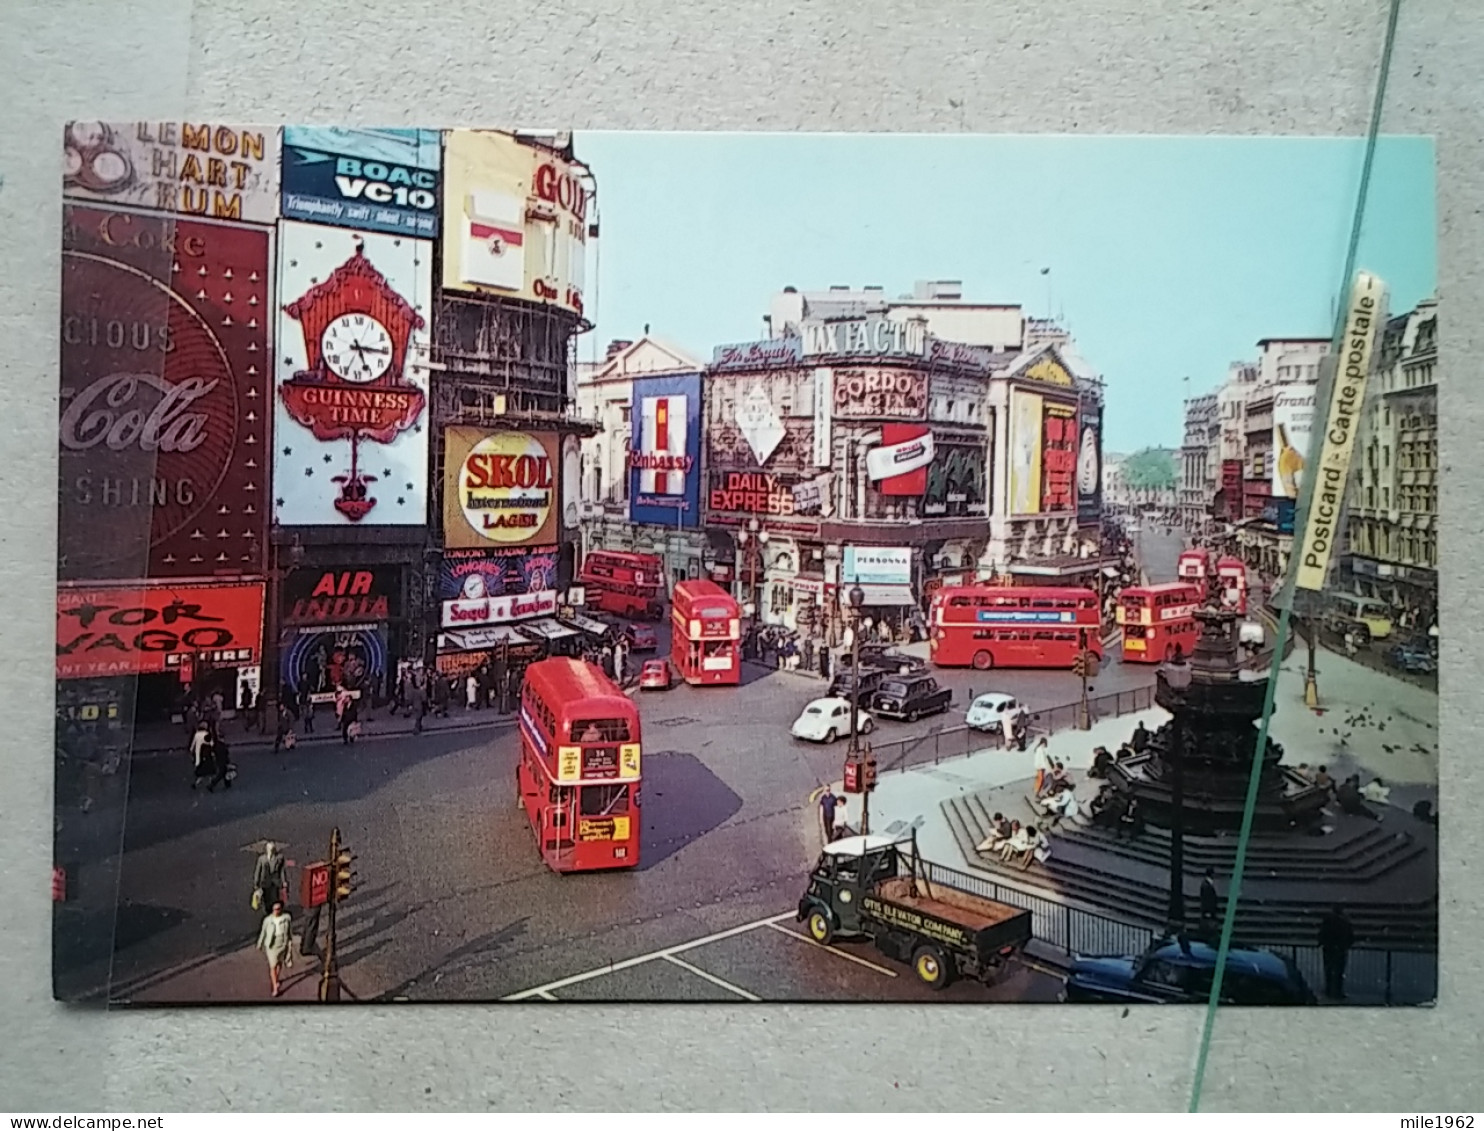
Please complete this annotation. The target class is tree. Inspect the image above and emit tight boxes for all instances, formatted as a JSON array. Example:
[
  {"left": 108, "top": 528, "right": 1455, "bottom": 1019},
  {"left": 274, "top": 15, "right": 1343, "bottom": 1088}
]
[{"left": 1122, "top": 447, "right": 1179, "bottom": 492}]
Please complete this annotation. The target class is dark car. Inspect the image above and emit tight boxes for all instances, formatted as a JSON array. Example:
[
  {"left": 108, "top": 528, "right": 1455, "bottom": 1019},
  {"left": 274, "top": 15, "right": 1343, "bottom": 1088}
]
[
  {"left": 1062, "top": 937, "right": 1315, "bottom": 1005},
  {"left": 829, "top": 666, "right": 887, "bottom": 708},
  {"left": 625, "top": 623, "right": 659, "bottom": 652},
  {"left": 1386, "top": 642, "right": 1436, "bottom": 674},
  {"left": 1324, "top": 614, "right": 1372, "bottom": 648},
  {"left": 870, "top": 674, "right": 952, "bottom": 722},
  {"left": 856, "top": 645, "right": 927, "bottom": 675}
]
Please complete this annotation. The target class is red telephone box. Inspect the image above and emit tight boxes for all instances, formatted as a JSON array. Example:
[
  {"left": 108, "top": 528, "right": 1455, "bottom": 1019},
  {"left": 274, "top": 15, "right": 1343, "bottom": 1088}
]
[
  {"left": 301, "top": 861, "right": 329, "bottom": 909},
  {"left": 843, "top": 758, "right": 862, "bottom": 794}
]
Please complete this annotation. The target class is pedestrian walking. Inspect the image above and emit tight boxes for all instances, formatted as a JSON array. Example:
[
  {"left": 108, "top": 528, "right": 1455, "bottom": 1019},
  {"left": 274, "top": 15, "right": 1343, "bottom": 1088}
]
[
  {"left": 207, "top": 734, "right": 235, "bottom": 793},
  {"left": 465, "top": 673, "right": 479, "bottom": 711},
  {"left": 189, "top": 722, "right": 213, "bottom": 790},
  {"left": 1198, "top": 868, "right": 1220, "bottom": 938},
  {"left": 819, "top": 791, "right": 839, "bottom": 841},
  {"left": 339, "top": 691, "right": 360, "bottom": 745},
  {"left": 1319, "top": 905, "right": 1356, "bottom": 1001},
  {"left": 252, "top": 841, "right": 288, "bottom": 913},
  {"left": 408, "top": 671, "right": 428, "bottom": 735},
  {"left": 256, "top": 900, "right": 294, "bottom": 997},
  {"left": 300, "top": 688, "right": 316, "bottom": 734},
  {"left": 240, "top": 685, "right": 256, "bottom": 732},
  {"left": 1032, "top": 737, "right": 1053, "bottom": 796},
  {"left": 273, "top": 701, "right": 294, "bottom": 753}
]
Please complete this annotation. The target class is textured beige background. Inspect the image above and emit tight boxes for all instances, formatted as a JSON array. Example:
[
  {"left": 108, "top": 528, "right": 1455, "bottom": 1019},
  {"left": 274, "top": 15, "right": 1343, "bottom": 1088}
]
[{"left": 0, "top": 0, "right": 1477, "bottom": 1113}]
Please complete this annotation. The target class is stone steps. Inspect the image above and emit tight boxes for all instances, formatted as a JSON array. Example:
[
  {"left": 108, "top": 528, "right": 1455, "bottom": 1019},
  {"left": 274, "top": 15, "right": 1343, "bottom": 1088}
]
[{"left": 942, "top": 794, "right": 1437, "bottom": 951}]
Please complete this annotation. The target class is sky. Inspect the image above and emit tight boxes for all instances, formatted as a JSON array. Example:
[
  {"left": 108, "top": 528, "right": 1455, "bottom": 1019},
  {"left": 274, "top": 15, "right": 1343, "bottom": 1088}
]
[{"left": 570, "top": 133, "right": 1436, "bottom": 454}]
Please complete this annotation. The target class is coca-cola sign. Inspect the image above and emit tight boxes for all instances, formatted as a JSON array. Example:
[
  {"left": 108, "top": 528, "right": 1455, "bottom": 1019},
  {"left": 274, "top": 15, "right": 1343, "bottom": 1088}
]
[{"left": 59, "top": 205, "right": 271, "bottom": 580}]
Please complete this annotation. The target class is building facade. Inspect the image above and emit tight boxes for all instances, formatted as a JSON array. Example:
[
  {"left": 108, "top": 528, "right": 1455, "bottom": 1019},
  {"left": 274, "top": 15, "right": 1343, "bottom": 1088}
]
[
  {"left": 702, "top": 282, "right": 1107, "bottom": 642},
  {"left": 1340, "top": 296, "right": 1439, "bottom": 626},
  {"left": 1180, "top": 392, "right": 1218, "bottom": 528}
]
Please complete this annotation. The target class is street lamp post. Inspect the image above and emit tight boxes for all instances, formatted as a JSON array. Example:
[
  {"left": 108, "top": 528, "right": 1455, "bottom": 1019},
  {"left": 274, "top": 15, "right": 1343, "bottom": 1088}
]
[
  {"left": 737, "top": 517, "right": 768, "bottom": 622},
  {"left": 847, "top": 584, "right": 871, "bottom": 836},
  {"left": 1160, "top": 647, "right": 1193, "bottom": 932},
  {"left": 254, "top": 532, "right": 306, "bottom": 729}
]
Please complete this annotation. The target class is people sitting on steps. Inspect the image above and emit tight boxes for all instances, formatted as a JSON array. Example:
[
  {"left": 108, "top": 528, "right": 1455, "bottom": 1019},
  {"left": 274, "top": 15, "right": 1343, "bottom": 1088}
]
[
  {"left": 1336, "top": 774, "right": 1382, "bottom": 821},
  {"left": 976, "top": 812, "right": 1015, "bottom": 854}
]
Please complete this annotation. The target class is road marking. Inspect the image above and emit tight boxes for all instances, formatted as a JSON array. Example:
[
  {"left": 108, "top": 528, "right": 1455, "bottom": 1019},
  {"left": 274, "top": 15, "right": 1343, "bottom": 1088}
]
[
  {"left": 663, "top": 955, "right": 762, "bottom": 1001},
  {"left": 765, "top": 921, "right": 899, "bottom": 977},
  {"left": 501, "top": 910, "right": 794, "bottom": 1000},
  {"left": 535, "top": 990, "right": 558, "bottom": 1001}
]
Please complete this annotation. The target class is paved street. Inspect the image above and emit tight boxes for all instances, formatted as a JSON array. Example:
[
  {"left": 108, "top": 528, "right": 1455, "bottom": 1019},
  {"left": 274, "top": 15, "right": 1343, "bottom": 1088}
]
[{"left": 59, "top": 521, "right": 1208, "bottom": 1005}]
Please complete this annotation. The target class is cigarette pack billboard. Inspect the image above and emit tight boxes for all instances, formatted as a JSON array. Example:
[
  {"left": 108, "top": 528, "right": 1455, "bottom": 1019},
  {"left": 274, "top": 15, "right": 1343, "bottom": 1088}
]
[
  {"left": 866, "top": 424, "right": 934, "bottom": 496},
  {"left": 1076, "top": 403, "right": 1103, "bottom": 521},
  {"left": 273, "top": 221, "right": 432, "bottom": 526},
  {"left": 628, "top": 373, "right": 703, "bottom": 528},
  {"left": 441, "top": 130, "right": 592, "bottom": 319},
  {"left": 59, "top": 205, "right": 273, "bottom": 580}
]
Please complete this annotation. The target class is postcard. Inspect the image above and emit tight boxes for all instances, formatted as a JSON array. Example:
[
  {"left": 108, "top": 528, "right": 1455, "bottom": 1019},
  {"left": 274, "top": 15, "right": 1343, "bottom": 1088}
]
[{"left": 52, "top": 127, "right": 1437, "bottom": 1006}]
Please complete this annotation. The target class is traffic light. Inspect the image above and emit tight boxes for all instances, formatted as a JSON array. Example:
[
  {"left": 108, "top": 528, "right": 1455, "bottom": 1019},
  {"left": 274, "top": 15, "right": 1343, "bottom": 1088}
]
[
  {"left": 862, "top": 755, "right": 878, "bottom": 791},
  {"left": 1072, "top": 652, "right": 1087, "bottom": 678},
  {"left": 1085, "top": 650, "right": 1101, "bottom": 679},
  {"left": 333, "top": 845, "right": 356, "bottom": 903}
]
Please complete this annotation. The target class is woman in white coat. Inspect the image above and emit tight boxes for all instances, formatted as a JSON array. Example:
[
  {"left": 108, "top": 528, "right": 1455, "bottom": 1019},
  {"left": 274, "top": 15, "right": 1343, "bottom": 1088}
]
[
  {"left": 256, "top": 900, "right": 293, "bottom": 998},
  {"left": 1032, "top": 738, "right": 1054, "bottom": 796}
]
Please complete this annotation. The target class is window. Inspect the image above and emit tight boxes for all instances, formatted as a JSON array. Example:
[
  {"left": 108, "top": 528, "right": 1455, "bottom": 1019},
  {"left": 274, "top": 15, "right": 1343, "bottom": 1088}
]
[
  {"left": 580, "top": 784, "right": 631, "bottom": 816},
  {"left": 571, "top": 717, "right": 633, "bottom": 743}
]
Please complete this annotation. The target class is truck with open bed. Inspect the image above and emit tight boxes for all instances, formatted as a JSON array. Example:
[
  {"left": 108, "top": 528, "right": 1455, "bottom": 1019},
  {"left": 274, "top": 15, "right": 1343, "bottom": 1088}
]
[{"left": 796, "top": 833, "right": 1033, "bottom": 989}]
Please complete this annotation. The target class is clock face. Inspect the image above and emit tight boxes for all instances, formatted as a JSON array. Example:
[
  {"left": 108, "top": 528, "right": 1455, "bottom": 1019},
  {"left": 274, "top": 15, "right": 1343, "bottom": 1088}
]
[
  {"left": 1077, "top": 428, "right": 1101, "bottom": 494},
  {"left": 321, "top": 313, "right": 394, "bottom": 383}
]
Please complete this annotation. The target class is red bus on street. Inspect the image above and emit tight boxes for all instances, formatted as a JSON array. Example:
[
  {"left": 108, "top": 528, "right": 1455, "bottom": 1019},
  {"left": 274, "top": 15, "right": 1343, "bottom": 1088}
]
[
  {"left": 1215, "top": 556, "right": 1249, "bottom": 615},
  {"left": 578, "top": 549, "right": 665, "bottom": 619},
  {"left": 1177, "top": 548, "right": 1214, "bottom": 593},
  {"left": 670, "top": 579, "right": 741, "bottom": 686},
  {"left": 1118, "top": 582, "right": 1202, "bottom": 663},
  {"left": 929, "top": 585, "right": 1102, "bottom": 671},
  {"left": 517, "top": 658, "right": 642, "bottom": 873}
]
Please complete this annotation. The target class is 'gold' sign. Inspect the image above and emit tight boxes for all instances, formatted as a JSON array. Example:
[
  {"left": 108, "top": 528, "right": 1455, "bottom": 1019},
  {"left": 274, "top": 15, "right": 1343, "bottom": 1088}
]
[{"left": 1024, "top": 358, "right": 1072, "bottom": 387}]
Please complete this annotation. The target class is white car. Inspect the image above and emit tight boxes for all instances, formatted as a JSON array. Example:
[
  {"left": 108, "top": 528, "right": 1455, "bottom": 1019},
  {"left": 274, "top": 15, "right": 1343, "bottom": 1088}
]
[
  {"left": 791, "top": 697, "right": 875, "bottom": 744},
  {"left": 965, "top": 692, "right": 1023, "bottom": 732}
]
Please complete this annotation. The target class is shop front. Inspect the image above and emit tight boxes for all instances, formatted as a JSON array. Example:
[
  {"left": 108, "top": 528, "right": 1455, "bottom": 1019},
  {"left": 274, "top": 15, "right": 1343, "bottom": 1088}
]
[
  {"left": 838, "top": 545, "right": 923, "bottom": 642},
  {"left": 56, "top": 580, "right": 266, "bottom": 723},
  {"left": 281, "top": 566, "right": 403, "bottom": 707}
]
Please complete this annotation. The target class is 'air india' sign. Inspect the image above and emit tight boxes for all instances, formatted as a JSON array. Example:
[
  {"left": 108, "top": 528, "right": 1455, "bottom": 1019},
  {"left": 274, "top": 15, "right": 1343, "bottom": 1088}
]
[{"left": 443, "top": 426, "right": 560, "bottom": 548}]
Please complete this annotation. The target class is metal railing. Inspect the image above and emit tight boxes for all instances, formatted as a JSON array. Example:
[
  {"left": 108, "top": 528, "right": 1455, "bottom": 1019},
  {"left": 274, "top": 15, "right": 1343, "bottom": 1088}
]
[
  {"left": 868, "top": 685, "right": 1157, "bottom": 776},
  {"left": 917, "top": 857, "right": 1435, "bottom": 1005}
]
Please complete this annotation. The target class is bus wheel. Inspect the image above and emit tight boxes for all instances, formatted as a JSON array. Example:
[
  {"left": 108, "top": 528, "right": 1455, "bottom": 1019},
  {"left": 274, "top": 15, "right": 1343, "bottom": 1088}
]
[
  {"left": 913, "top": 945, "right": 952, "bottom": 989},
  {"left": 807, "top": 909, "right": 835, "bottom": 945},
  {"left": 973, "top": 651, "right": 993, "bottom": 670}
]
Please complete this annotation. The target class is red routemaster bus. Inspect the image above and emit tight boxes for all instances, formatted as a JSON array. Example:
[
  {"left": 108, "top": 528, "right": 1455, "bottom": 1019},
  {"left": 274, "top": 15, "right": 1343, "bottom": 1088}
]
[
  {"left": 1215, "top": 556, "right": 1249, "bottom": 615},
  {"left": 1118, "top": 582, "right": 1202, "bottom": 663},
  {"left": 929, "top": 585, "right": 1102, "bottom": 671},
  {"left": 578, "top": 549, "right": 665, "bottom": 619},
  {"left": 670, "top": 579, "right": 741, "bottom": 686},
  {"left": 517, "top": 658, "right": 642, "bottom": 873},
  {"left": 1177, "top": 548, "right": 1214, "bottom": 593}
]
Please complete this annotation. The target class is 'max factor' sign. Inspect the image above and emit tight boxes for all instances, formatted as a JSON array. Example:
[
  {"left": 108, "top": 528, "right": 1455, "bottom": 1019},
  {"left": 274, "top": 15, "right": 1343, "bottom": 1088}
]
[{"left": 802, "top": 317, "right": 927, "bottom": 359}]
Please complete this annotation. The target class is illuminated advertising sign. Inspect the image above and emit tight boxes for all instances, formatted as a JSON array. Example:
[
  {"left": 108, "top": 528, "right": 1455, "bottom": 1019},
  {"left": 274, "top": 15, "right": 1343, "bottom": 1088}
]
[
  {"left": 866, "top": 424, "right": 934, "bottom": 496},
  {"left": 1041, "top": 402, "right": 1078, "bottom": 513},
  {"left": 281, "top": 126, "right": 441, "bottom": 237},
  {"left": 443, "top": 427, "right": 560, "bottom": 548},
  {"left": 628, "top": 372, "right": 703, "bottom": 529}
]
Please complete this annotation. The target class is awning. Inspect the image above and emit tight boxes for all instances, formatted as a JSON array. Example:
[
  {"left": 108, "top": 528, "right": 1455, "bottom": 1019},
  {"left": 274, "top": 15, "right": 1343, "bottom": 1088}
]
[
  {"left": 561, "top": 613, "right": 613, "bottom": 638},
  {"left": 852, "top": 584, "right": 916, "bottom": 607},
  {"left": 518, "top": 618, "right": 581, "bottom": 642},
  {"left": 438, "top": 624, "right": 527, "bottom": 653}
]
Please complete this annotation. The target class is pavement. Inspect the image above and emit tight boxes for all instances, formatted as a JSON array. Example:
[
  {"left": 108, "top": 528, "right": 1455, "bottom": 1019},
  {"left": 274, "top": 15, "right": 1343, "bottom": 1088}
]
[{"left": 119, "top": 931, "right": 338, "bottom": 1004}]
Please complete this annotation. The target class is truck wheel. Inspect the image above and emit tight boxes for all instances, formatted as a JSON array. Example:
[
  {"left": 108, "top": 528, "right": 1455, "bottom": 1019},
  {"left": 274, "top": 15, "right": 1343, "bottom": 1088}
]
[
  {"left": 807, "top": 909, "right": 835, "bottom": 945},
  {"left": 973, "top": 650, "right": 993, "bottom": 670},
  {"left": 913, "top": 945, "right": 952, "bottom": 989}
]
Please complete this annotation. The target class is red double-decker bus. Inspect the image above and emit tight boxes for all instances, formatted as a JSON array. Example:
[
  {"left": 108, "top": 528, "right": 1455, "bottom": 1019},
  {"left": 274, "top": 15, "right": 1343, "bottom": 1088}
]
[
  {"left": 670, "top": 579, "right": 741, "bottom": 686},
  {"left": 1177, "top": 548, "right": 1214, "bottom": 592},
  {"left": 929, "top": 585, "right": 1102, "bottom": 670},
  {"left": 578, "top": 549, "right": 665, "bottom": 619},
  {"left": 1215, "top": 556, "right": 1249, "bottom": 615},
  {"left": 1118, "top": 582, "right": 1202, "bottom": 663},
  {"left": 516, "top": 658, "right": 642, "bottom": 873}
]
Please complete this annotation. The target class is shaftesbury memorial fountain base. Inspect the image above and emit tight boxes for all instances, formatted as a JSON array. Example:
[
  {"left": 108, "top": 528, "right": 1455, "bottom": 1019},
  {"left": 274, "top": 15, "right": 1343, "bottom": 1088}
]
[{"left": 942, "top": 608, "right": 1437, "bottom": 961}]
